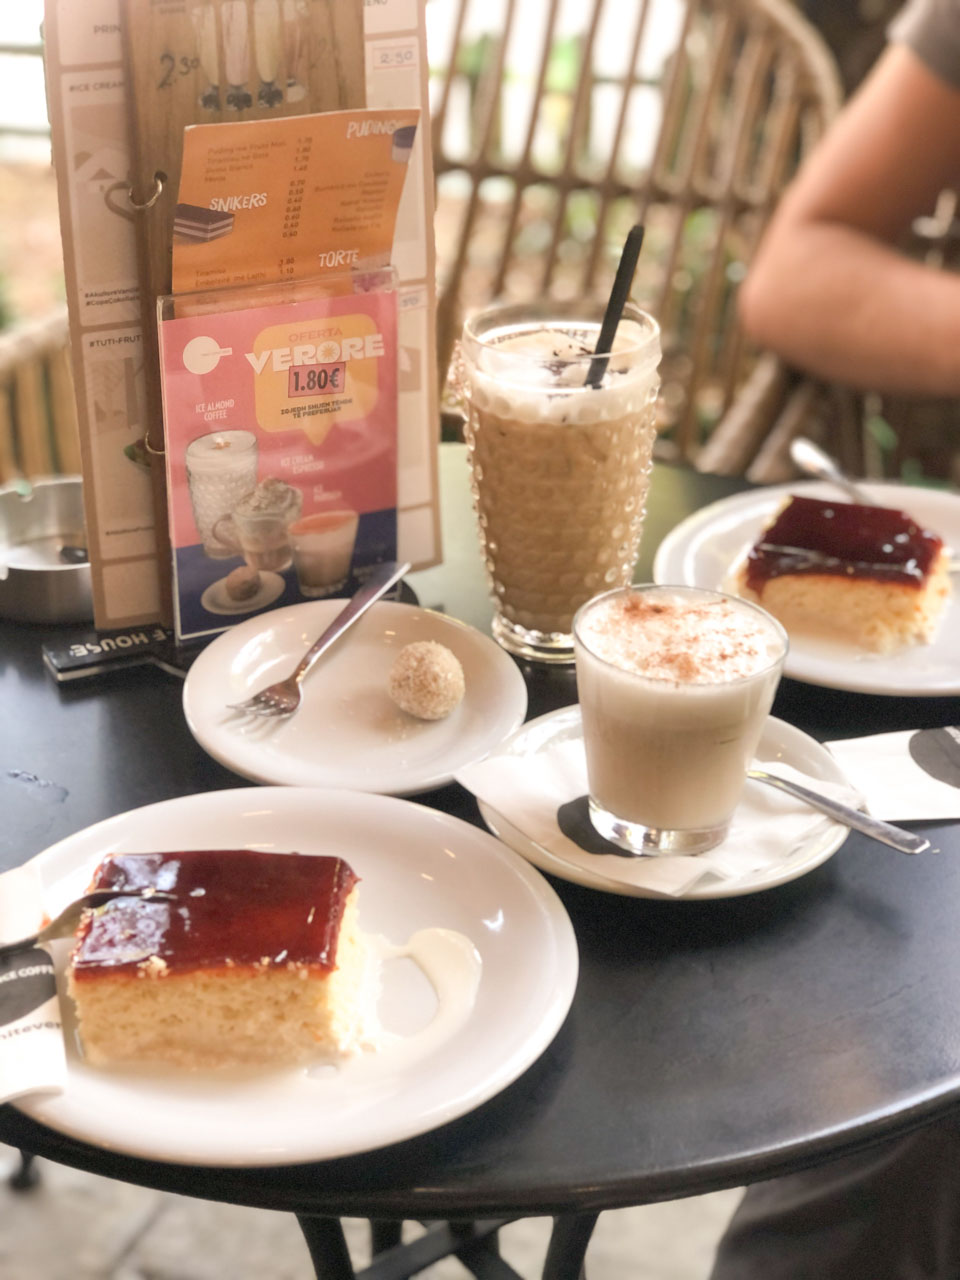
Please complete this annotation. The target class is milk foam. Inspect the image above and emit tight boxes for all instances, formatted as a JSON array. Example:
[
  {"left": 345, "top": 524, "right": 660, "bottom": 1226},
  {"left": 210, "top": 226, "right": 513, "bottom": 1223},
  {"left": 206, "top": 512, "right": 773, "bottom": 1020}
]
[
  {"left": 467, "top": 321, "right": 660, "bottom": 426},
  {"left": 580, "top": 589, "right": 785, "bottom": 683}
]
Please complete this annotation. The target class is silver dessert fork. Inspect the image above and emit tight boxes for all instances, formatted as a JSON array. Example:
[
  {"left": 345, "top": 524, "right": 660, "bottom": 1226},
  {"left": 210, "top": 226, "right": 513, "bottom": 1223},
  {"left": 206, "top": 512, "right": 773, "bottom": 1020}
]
[
  {"left": 229, "top": 560, "right": 411, "bottom": 719},
  {"left": 0, "top": 888, "right": 178, "bottom": 955},
  {"left": 789, "top": 437, "right": 871, "bottom": 505}
]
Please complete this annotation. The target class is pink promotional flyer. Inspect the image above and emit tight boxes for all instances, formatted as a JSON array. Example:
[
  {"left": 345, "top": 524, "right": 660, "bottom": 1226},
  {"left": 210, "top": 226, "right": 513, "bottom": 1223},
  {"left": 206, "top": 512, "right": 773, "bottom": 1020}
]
[{"left": 158, "top": 287, "right": 398, "bottom": 641}]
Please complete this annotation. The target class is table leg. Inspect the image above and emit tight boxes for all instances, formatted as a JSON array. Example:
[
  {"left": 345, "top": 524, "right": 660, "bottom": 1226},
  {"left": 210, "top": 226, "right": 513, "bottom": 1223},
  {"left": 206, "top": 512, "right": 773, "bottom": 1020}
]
[
  {"left": 542, "top": 1213, "right": 599, "bottom": 1280},
  {"left": 297, "top": 1217, "right": 516, "bottom": 1280},
  {"left": 369, "top": 1220, "right": 403, "bottom": 1254},
  {"left": 9, "top": 1150, "right": 40, "bottom": 1191},
  {"left": 298, "top": 1215, "right": 595, "bottom": 1280},
  {"left": 452, "top": 1221, "right": 520, "bottom": 1279},
  {"left": 297, "top": 1216, "right": 356, "bottom": 1280}
]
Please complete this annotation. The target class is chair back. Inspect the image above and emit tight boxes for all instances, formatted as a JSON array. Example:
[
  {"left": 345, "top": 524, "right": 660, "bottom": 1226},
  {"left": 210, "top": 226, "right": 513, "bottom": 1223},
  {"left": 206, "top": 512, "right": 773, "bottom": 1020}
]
[
  {"left": 430, "top": 0, "right": 842, "bottom": 462},
  {"left": 0, "top": 309, "right": 80, "bottom": 485}
]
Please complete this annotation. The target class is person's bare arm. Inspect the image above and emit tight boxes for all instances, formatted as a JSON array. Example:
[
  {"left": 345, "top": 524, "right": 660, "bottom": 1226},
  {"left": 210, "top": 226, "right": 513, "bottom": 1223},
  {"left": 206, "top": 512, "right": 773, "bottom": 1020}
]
[{"left": 739, "top": 43, "right": 960, "bottom": 394}]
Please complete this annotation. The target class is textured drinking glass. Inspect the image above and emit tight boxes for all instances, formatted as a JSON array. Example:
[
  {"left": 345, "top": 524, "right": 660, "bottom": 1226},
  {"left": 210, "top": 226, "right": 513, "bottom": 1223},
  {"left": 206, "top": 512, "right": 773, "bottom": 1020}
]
[
  {"left": 185, "top": 430, "right": 258, "bottom": 559},
  {"left": 460, "top": 301, "right": 661, "bottom": 663},
  {"left": 574, "top": 585, "right": 788, "bottom": 855}
]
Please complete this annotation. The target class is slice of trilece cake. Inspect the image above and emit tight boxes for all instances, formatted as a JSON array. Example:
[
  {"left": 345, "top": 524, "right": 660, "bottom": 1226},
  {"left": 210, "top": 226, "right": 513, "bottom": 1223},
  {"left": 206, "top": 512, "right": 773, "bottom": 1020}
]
[
  {"left": 66, "top": 850, "right": 368, "bottom": 1069},
  {"left": 735, "top": 495, "right": 951, "bottom": 654}
]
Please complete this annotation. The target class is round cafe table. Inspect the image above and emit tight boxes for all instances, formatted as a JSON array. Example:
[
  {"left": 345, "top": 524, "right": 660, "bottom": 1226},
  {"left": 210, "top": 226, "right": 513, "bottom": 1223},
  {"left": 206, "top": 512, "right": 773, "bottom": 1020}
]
[{"left": 2, "top": 445, "right": 960, "bottom": 1279}]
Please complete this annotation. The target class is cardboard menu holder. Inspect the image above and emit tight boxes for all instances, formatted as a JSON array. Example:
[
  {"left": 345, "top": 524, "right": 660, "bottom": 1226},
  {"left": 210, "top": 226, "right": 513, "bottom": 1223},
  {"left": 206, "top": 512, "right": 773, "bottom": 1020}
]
[{"left": 44, "top": 0, "right": 440, "bottom": 630}]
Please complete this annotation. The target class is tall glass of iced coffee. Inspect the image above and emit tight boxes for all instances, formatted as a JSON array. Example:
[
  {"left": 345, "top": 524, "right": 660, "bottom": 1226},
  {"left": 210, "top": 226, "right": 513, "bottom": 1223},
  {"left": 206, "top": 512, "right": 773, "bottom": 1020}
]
[
  {"left": 460, "top": 301, "right": 661, "bottom": 663},
  {"left": 574, "top": 585, "right": 788, "bottom": 855}
]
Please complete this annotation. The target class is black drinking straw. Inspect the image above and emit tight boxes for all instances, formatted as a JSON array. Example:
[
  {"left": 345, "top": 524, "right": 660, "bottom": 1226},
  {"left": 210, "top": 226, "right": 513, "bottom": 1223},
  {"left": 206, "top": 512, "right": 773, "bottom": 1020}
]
[{"left": 585, "top": 223, "right": 646, "bottom": 389}]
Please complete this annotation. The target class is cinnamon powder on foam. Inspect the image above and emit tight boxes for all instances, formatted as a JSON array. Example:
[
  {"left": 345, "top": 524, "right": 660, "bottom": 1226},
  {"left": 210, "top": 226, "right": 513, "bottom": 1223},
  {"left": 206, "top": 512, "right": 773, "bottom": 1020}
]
[{"left": 580, "top": 594, "right": 780, "bottom": 684}]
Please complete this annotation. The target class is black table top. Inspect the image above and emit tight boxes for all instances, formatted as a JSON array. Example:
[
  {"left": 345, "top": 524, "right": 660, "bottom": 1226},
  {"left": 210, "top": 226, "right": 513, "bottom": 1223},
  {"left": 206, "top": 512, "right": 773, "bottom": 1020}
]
[{"left": 2, "top": 446, "right": 960, "bottom": 1219}]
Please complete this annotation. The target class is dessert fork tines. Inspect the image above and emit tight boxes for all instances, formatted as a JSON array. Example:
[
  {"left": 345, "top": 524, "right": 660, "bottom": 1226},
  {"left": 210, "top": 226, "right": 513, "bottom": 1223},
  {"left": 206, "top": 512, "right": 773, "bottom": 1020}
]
[
  {"left": 0, "top": 888, "right": 178, "bottom": 955},
  {"left": 229, "top": 560, "right": 410, "bottom": 719}
]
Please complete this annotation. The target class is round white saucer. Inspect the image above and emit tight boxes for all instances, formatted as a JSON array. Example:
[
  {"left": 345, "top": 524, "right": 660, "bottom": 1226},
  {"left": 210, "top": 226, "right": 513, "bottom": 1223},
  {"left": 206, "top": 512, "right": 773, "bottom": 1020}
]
[
  {"left": 183, "top": 600, "right": 528, "bottom": 795},
  {"left": 200, "top": 569, "right": 285, "bottom": 616},
  {"left": 474, "top": 706, "right": 851, "bottom": 899}
]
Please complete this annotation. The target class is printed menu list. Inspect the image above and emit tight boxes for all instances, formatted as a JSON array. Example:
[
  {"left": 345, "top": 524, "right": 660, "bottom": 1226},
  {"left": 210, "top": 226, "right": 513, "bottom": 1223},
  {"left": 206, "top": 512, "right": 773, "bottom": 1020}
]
[{"left": 172, "top": 107, "right": 419, "bottom": 295}]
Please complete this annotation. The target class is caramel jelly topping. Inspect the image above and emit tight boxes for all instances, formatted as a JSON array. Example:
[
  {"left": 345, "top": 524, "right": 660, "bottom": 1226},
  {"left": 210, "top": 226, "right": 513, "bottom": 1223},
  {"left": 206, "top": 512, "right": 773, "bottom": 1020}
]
[
  {"left": 70, "top": 850, "right": 358, "bottom": 979},
  {"left": 744, "top": 495, "right": 943, "bottom": 593}
]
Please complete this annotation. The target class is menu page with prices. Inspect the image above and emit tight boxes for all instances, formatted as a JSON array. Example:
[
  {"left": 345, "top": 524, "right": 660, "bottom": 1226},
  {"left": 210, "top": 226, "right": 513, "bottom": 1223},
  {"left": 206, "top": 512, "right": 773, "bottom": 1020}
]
[
  {"left": 171, "top": 106, "right": 420, "bottom": 295},
  {"left": 43, "top": 0, "right": 161, "bottom": 628}
]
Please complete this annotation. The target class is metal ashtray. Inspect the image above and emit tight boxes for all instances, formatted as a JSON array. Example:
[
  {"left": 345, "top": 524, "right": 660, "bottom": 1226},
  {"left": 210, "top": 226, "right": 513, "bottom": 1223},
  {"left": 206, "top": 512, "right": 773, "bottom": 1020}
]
[{"left": 0, "top": 476, "right": 93, "bottom": 624}]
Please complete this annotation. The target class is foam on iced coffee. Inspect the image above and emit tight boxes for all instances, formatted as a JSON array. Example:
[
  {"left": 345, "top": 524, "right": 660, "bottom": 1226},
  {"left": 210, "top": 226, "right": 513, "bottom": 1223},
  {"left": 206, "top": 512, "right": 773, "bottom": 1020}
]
[
  {"left": 579, "top": 590, "right": 784, "bottom": 684},
  {"left": 469, "top": 321, "right": 659, "bottom": 426}
]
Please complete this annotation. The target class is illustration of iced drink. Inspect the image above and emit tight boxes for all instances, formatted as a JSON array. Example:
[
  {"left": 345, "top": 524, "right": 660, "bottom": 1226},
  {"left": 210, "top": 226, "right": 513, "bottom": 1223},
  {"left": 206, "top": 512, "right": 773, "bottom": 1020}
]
[
  {"left": 190, "top": 4, "right": 221, "bottom": 110},
  {"left": 289, "top": 510, "right": 359, "bottom": 596},
  {"left": 185, "top": 430, "right": 258, "bottom": 558},
  {"left": 254, "top": 0, "right": 283, "bottom": 106},
  {"left": 214, "top": 477, "right": 303, "bottom": 572},
  {"left": 223, "top": 1, "right": 253, "bottom": 110}
]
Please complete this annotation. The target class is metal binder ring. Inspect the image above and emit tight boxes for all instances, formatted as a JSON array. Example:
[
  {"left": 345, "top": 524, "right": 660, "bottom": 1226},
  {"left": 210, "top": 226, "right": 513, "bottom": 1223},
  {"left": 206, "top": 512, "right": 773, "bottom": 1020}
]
[
  {"left": 127, "top": 173, "right": 164, "bottom": 211},
  {"left": 143, "top": 433, "right": 166, "bottom": 457}
]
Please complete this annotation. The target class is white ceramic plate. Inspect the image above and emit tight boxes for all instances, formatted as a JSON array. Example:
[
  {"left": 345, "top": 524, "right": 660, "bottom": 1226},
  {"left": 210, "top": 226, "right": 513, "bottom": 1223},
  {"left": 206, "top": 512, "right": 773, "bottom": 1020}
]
[
  {"left": 200, "top": 569, "right": 285, "bottom": 616},
  {"left": 477, "top": 707, "right": 849, "bottom": 899},
  {"left": 183, "top": 601, "right": 528, "bottom": 794},
  {"left": 653, "top": 480, "right": 960, "bottom": 696},
  {"left": 16, "top": 787, "right": 578, "bottom": 1166}
]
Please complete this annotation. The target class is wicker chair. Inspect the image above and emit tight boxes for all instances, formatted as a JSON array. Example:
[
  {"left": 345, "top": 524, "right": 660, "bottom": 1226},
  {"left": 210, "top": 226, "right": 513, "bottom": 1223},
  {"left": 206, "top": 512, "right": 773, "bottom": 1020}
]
[
  {"left": 429, "top": 0, "right": 843, "bottom": 477},
  {"left": 0, "top": 308, "right": 80, "bottom": 486},
  {"left": 5, "top": 0, "right": 845, "bottom": 488}
]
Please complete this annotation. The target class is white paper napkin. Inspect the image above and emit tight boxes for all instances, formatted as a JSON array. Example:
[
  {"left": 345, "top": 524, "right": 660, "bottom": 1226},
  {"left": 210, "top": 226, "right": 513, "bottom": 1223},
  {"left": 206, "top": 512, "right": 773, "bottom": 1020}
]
[
  {"left": 0, "top": 863, "right": 45, "bottom": 946},
  {"left": 0, "top": 864, "right": 66, "bottom": 1101},
  {"left": 456, "top": 740, "right": 862, "bottom": 897},
  {"left": 826, "top": 727, "right": 960, "bottom": 822}
]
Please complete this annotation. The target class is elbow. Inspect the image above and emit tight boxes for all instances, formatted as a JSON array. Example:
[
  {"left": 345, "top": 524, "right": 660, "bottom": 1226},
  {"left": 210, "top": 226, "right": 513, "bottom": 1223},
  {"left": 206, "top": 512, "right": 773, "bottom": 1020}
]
[
  {"left": 737, "top": 258, "right": 781, "bottom": 350},
  {"left": 737, "top": 211, "right": 814, "bottom": 356}
]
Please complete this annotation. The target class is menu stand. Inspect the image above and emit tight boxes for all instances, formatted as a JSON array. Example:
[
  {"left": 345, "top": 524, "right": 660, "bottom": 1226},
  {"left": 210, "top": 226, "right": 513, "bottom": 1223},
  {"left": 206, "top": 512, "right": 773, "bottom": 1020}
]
[{"left": 119, "top": 0, "right": 366, "bottom": 622}]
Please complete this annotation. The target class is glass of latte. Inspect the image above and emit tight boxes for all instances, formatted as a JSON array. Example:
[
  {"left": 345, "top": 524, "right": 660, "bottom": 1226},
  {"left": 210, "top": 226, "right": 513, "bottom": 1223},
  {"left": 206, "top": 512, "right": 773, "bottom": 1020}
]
[
  {"left": 573, "top": 585, "right": 788, "bottom": 855},
  {"left": 459, "top": 301, "right": 661, "bottom": 663}
]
